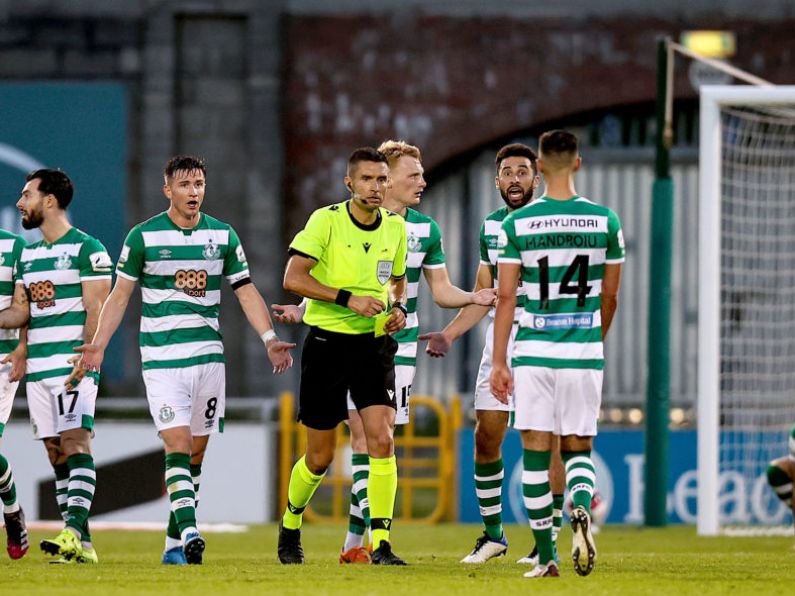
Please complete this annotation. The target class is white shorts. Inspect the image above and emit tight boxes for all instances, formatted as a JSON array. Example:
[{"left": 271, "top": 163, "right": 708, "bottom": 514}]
[
  {"left": 27, "top": 376, "right": 98, "bottom": 440},
  {"left": 512, "top": 366, "right": 603, "bottom": 436},
  {"left": 143, "top": 363, "right": 226, "bottom": 436},
  {"left": 0, "top": 361, "right": 20, "bottom": 433},
  {"left": 473, "top": 320, "right": 517, "bottom": 411},
  {"left": 347, "top": 364, "right": 415, "bottom": 425}
]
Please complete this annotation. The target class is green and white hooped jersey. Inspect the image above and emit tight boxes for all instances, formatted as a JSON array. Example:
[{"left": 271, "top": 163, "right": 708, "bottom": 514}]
[
  {"left": 498, "top": 196, "right": 625, "bottom": 370},
  {"left": 116, "top": 212, "right": 250, "bottom": 370},
  {"left": 0, "top": 230, "right": 25, "bottom": 356},
  {"left": 18, "top": 227, "right": 112, "bottom": 382},
  {"left": 392, "top": 208, "right": 445, "bottom": 367},
  {"left": 479, "top": 206, "right": 527, "bottom": 322}
]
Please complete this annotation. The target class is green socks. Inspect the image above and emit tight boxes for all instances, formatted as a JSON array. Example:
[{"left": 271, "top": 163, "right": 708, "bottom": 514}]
[
  {"left": 65, "top": 453, "right": 96, "bottom": 538},
  {"left": 474, "top": 459, "right": 504, "bottom": 540},
  {"left": 563, "top": 450, "right": 596, "bottom": 513},
  {"left": 523, "top": 449, "right": 554, "bottom": 565}
]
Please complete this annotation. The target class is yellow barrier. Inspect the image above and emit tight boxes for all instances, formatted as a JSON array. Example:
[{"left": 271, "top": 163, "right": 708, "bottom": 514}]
[{"left": 278, "top": 391, "right": 461, "bottom": 524}]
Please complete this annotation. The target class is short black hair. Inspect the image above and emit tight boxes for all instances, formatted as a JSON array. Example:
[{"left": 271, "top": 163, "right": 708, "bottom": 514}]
[
  {"left": 26, "top": 169, "right": 74, "bottom": 210},
  {"left": 164, "top": 155, "right": 207, "bottom": 179},
  {"left": 347, "top": 147, "right": 388, "bottom": 176},
  {"left": 495, "top": 143, "right": 538, "bottom": 174},
  {"left": 538, "top": 130, "right": 579, "bottom": 157}
]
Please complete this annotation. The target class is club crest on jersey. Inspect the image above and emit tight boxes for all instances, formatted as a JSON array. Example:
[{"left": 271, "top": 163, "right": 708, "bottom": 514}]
[
  {"left": 203, "top": 239, "right": 220, "bottom": 260},
  {"left": 376, "top": 260, "right": 393, "bottom": 285},
  {"left": 54, "top": 252, "right": 72, "bottom": 270},
  {"left": 407, "top": 233, "right": 421, "bottom": 253},
  {"left": 159, "top": 405, "right": 175, "bottom": 424}
]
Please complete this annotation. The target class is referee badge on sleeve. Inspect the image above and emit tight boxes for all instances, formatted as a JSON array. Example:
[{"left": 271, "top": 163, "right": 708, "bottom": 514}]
[{"left": 376, "top": 260, "right": 393, "bottom": 285}]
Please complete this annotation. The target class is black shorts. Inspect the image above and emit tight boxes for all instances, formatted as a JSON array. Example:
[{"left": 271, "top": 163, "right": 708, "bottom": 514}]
[{"left": 297, "top": 326, "right": 398, "bottom": 430}]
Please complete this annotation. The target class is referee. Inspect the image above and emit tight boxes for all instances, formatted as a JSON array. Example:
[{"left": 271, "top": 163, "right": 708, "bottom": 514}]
[{"left": 277, "top": 147, "right": 408, "bottom": 566}]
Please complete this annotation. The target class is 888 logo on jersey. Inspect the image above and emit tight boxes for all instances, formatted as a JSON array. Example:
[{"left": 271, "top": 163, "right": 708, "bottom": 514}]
[
  {"left": 174, "top": 269, "right": 208, "bottom": 297},
  {"left": 29, "top": 280, "right": 56, "bottom": 309}
]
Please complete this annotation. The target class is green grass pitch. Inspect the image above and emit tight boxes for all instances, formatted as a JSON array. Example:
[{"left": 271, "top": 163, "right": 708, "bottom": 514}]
[{"left": 2, "top": 524, "right": 792, "bottom": 594}]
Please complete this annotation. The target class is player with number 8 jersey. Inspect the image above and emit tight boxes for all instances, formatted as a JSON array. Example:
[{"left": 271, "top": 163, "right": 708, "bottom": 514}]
[{"left": 72, "top": 155, "right": 294, "bottom": 566}]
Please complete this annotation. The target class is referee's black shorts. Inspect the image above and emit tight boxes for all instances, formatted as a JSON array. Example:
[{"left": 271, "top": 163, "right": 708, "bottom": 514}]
[{"left": 297, "top": 326, "right": 398, "bottom": 430}]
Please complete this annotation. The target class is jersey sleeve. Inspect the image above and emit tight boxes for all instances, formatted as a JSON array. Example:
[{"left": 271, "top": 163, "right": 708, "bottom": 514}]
[
  {"left": 115, "top": 225, "right": 145, "bottom": 281},
  {"left": 606, "top": 209, "right": 626, "bottom": 264},
  {"left": 11, "top": 236, "right": 25, "bottom": 284},
  {"left": 497, "top": 218, "right": 522, "bottom": 264},
  {"left": 479, "top": 221, "right": 491, "bottom": 265},
  {"left": 422, "top": 219, "right": 446, "bottom": 268},
  {"left": 224, "top": 226, "right": 251, "bottom": 286},
  {"left": 289, "top": 208, "right": 331, "bottom": 261},
  {"left": 79, "top": 236, "right": 113, "bottom": 281},
  {"left": 392, "top": 218, "right": 408, "bottom": 279}
]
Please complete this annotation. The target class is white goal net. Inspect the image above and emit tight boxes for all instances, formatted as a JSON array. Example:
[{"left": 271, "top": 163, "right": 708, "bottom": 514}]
[{"left": 698, "top": 86, "right": 795, "bottom": 535}]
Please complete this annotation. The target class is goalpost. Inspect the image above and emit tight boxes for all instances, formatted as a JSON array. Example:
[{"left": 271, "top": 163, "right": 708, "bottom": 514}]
[{"left": 698, "top": 85, "right": 795, "bottom": 535}]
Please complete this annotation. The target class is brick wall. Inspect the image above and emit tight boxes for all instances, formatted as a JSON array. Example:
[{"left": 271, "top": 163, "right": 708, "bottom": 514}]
[{"left": 283, "top": 14, "right": 795, "bottom": 237}]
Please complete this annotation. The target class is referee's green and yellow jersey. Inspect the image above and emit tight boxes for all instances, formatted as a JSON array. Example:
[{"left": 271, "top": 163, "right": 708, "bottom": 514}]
[{"left": 289, "top": 200, "right": 407, "bottom": 335}]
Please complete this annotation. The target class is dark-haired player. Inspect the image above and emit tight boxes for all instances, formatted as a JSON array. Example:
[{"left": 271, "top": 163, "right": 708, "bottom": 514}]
[
  {"left": 1, "top": 169, "right": 112, "bottom": 563},
  {"left": 71, "top": 156, "right": 294, "bottom": 565}
]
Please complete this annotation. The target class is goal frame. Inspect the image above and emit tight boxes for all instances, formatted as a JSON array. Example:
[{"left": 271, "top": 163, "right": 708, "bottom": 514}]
[{"left": 698, "top": 85, "right": 795, "bottom": 536}]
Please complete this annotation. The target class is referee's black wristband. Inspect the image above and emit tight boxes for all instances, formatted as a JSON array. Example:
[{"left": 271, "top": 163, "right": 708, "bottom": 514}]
[
  {"left": 392, "top": 301, "right": 408, "bottom": 316},
  {"left": 335, "top": 289, "right": 352, "bottom": 307}
]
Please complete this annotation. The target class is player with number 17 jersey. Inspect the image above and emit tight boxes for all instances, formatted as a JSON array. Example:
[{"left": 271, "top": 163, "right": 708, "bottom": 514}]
[{"left": 19, "top": 227, "right": 112, "bottom": 439}]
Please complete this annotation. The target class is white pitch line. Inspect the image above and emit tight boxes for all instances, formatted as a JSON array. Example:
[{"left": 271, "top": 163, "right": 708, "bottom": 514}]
[{"left": 28, "top": 520, "right": 248, "bottom": 533}]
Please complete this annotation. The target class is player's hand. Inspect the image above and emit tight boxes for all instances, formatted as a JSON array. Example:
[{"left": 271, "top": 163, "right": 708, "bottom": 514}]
[
  {"left": 0, "top": 345, "right": 27, "bottom": 382},
  {"left": 489, "top": 363, "right": 512, "bottom": 404},
  {"left": 272, "top": 303, "right": 305, "bottom": 325},
  {"left": 472, "top": 287, "right": 498, "bottom": 306},
  {"left": 347, "top": 295, "right": 386, "bottom": 317},
  {"left": 266, "top": 339, "right": 296, "bottom": 374},
  {"left": 419, "top": 331, "right": 451, "bottom": 358},
  {"left": 385, "top": 307, "right": 406, "bottom": 334},
  {"left": 64, "top": 344, "right": 105, "bottom": 387}
]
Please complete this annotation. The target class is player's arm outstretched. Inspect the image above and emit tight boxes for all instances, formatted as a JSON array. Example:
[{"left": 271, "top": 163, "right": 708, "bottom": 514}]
[
  {"left": 489, "top": 261, "right": 519, "bottom": 404},
  {"left": 271, "top": 298, "right": 307, "bottom": 325},
  {"left": 234, "top": 282, "right": 295, "bottom": 374},
  {"left": 66, "top": 276, "right": 111, "bottom": 384},
  {"left": 67, "top": 276, "right": 135, "bottom": 385},
  {"left": 423, "top": 266, "right": 496, "bottom": 308},
  {"left": 420, "top": 263, "right": 494, "bottom": 357}
]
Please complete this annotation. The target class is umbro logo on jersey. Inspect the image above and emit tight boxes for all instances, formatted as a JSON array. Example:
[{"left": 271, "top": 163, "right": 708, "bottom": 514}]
[
  {"left": 363, "top": 242, "right": 371, "bottom": 253},
  {"left": 159, "top": 249, "right": 172, "bottom": 258}
]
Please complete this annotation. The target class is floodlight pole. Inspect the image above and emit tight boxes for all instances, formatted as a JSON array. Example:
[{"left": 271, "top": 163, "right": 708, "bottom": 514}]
[{"left": 645, "top": 36, "right": 673, "bottom": 527}]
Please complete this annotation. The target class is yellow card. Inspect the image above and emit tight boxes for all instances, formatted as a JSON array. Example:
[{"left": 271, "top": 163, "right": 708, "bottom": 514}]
[{"left": 373, "top": 311, "right": 391, "bottom": 337}]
